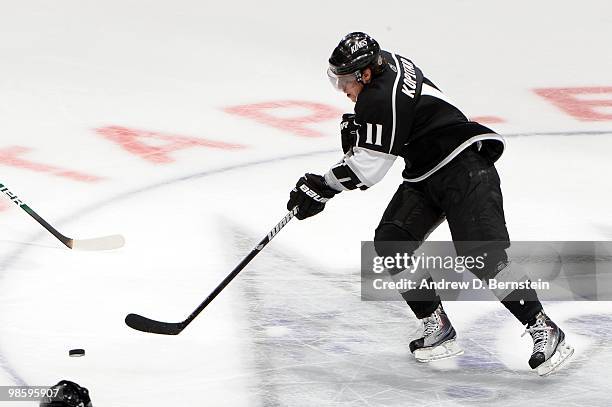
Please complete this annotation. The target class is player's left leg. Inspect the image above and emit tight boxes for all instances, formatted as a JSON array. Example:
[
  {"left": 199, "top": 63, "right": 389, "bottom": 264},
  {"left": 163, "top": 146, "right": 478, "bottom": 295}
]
[
  {"left": 431, "top": 148, "right": 573, "bottom": 375},
  {"left": 374, "top": 182, "right": 463, "bottom": 362}
]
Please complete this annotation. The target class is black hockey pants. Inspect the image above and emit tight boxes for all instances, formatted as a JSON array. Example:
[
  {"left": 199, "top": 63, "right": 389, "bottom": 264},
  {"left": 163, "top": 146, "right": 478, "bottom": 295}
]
[{"left": 374, "top": 147, "right": 542, "bottom": 325}]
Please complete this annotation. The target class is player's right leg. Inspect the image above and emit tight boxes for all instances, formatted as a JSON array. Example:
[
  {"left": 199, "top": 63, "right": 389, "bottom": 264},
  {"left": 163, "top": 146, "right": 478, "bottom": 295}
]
[
  {"left": 436, "top": 149, "right": 573, "bottom": 374},
  {"left": 374, "top": 182, "right": 462, "bottom": 362}
]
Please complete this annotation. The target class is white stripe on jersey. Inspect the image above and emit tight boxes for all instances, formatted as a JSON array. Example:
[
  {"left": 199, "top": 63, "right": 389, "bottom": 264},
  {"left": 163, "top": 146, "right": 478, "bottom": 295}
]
[
  {"left": 390, "top": 54, "right": 402, "bottom": 155},
  {"left": 421, "top": 82, "right": 460, "bottom": 109},
  {"left": 403, "top": 133, "right": 506, "bottom": 182}
]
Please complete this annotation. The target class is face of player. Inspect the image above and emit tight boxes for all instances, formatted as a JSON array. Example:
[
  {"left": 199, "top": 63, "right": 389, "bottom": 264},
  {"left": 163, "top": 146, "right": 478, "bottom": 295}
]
[
  {"left": 327, "top": 68, "right": 372, "bottom": 103},
  {"left": 343, "top": 80, "right": 364, "bottom": 103}
]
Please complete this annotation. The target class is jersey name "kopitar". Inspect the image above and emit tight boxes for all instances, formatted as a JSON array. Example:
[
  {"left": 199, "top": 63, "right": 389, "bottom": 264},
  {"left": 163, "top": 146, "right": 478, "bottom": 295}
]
[{"left": 399, "top": 57, "right": 417, "bottom": 98}]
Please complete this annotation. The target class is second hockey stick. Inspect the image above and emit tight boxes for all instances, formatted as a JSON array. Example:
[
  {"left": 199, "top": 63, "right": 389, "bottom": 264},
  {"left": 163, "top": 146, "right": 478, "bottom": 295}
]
[
  {"left": 0, "top": 182, "right": 125, "bottom": 251},
  {"left": 125, "top": 207, "right": 298, "bottom": 335}
]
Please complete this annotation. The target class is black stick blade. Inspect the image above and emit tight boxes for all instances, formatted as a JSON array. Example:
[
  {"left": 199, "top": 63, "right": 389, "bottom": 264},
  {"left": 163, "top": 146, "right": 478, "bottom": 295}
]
[{"left": 125, "top": 313, "right": 185, "bottom": 335}]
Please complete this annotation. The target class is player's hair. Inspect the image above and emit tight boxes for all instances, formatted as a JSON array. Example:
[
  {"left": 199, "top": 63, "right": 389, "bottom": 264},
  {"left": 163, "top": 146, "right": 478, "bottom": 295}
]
[{"left": 368, "top": 55, "right": 387, "bottom": 77}]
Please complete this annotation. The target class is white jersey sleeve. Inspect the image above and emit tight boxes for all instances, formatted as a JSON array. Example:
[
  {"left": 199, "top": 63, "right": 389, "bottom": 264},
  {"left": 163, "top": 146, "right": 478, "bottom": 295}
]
[{"left": 324, "top": 147, "right": 397, "bottom": 191}]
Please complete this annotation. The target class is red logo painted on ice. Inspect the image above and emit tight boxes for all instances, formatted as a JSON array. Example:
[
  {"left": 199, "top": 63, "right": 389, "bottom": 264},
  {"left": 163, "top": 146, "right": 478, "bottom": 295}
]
[
  {"left": 96, "top": 126, "right": 245, "bottom": 164},
  {"left": 224, "top": 100, "right": 342, "bottom": 138},
  {"left": 0, "top": 146, "right": 102, "bottom": 182},
  {"left": 534, "top": 87, "right": 612, "bottom": 121}
]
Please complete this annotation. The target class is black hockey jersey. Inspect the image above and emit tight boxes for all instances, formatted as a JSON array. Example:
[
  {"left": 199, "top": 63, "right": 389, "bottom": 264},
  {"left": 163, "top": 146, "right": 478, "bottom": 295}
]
[{"left": 324, "top": 50, "right": 505, "bottom": 191}]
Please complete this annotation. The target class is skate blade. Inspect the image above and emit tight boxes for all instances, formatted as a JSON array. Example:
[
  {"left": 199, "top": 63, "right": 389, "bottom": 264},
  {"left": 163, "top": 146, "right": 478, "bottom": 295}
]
[
  {"left": 414, "top": 339, "right": 464, "bottom": 363},
  {"left": 537, "top": 341, "right": 575, "bottom": 377}
]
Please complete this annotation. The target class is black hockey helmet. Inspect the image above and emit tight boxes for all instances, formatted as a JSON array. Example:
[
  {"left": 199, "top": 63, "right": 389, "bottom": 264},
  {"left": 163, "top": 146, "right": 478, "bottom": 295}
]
[
  {"left": 327, "top": 32, "right": 384, "bottom": 91},
  {"left": 328, "top": 32, "right": 382, "bottom": 76},
  {"left": 39, "top": 380, "right": 92, "bottom": 407}
]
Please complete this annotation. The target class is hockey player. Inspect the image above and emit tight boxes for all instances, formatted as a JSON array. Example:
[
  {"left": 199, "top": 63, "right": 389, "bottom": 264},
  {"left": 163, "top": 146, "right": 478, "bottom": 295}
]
[{"left": 286, "top": 32, "right": 574, "bottom": 375}]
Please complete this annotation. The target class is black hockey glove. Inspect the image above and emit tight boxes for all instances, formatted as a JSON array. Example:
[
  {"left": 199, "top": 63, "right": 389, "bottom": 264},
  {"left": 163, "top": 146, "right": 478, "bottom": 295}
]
[
  {"left": 340, "top": 113, "right": 360, "bottom": 154},
  {"left": 287, "top": 174, "right": 339, "bottom": 220}
]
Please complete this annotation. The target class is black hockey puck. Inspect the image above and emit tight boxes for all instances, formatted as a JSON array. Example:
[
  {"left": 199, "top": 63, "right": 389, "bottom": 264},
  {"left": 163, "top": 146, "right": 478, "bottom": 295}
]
[{"left": 69, "top": 349, "right": 85, "bottom": 357}]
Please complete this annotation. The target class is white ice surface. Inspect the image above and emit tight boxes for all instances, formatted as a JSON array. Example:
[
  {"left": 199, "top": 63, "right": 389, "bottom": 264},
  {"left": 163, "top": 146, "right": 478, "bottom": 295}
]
[{"left": 0, "top": 1, "right": 611, "bottom": 406}]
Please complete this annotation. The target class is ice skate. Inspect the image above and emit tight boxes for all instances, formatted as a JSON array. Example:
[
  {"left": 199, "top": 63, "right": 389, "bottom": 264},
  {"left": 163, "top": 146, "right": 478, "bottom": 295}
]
[
  {"left": 522, "top": 311, "right": 574, "bottom": 376},
  {"left": 409, "top": 304, "right": 464, "bottom": 362}
]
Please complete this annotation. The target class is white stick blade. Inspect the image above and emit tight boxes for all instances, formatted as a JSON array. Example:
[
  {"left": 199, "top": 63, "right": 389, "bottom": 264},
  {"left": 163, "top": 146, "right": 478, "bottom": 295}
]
[{"left": 70, "top": 234, "right": 125, "bottom": 251}]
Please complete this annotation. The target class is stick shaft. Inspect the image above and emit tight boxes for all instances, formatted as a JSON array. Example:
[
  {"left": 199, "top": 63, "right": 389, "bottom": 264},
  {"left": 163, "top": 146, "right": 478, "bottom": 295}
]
[
  {"left": 182, "top": 207, "right": 298, "bottom": 326},
  {"left": 0, "top": 182, "right": 72, "bottom": 248}
]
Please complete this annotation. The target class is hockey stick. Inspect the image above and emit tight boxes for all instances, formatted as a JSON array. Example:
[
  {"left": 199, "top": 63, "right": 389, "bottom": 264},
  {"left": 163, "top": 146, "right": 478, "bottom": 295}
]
[
  {"left": 125, "top": 207, "right": 298, "bottom": 335},
  {"left": 0, "top": 182, "right": 125, "bottom": 251}
]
